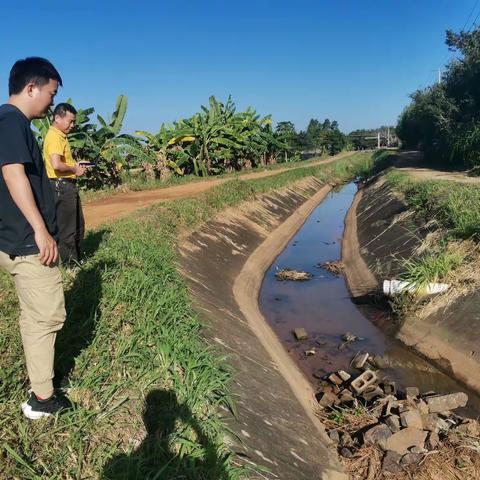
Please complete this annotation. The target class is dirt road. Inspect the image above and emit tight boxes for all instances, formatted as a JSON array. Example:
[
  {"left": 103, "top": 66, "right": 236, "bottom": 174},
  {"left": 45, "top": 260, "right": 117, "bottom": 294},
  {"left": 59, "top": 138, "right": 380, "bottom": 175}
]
[
  {"left": 83, "top": 151, "right": 354, "bottom": 228},
  {"left": 392, "top": 150, "right": 480, "bottom": 184}
]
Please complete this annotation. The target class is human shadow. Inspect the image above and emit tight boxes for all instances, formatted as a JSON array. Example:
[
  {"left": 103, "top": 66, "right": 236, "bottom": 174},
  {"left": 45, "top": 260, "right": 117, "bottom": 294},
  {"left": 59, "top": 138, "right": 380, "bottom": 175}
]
[
  {"left": 54, "top": 228, "right": 111, "bottom": 385},
  {"left": 82, "top": 228, "right": 110, "bottom": 259},
  {"left": 102, "top": 389, "right": 231, "bottom": 480}
]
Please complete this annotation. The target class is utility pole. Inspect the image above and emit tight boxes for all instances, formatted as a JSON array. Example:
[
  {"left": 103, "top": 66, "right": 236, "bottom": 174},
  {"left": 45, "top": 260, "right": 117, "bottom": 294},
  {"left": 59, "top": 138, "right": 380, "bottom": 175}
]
[
  {"left": 377, "top": 131, "right": 380, "bottom": 149},
  {"left": 437, "top": 68, "right": 442, "bottom": 84},
  {"left": 387, "top": 127, "right": 390, "bottom": 147}
]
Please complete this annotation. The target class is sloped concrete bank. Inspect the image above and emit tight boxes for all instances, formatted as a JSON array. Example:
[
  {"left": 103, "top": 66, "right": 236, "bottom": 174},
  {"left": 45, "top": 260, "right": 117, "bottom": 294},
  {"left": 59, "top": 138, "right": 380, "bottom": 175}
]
[
  {"left": 178, "top": 177, "right": 347, "bottom": 480},
  {"left": 343, "top": 174, "right": 480, "bottom": 396}
]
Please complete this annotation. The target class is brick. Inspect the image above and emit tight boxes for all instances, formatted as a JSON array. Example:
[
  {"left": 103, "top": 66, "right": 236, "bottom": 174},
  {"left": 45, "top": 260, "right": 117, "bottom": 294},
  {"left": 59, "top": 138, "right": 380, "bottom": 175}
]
[
  {"left": 361, "top": 385, "right": 384, "bottom": 402},
  {"left": 316, "top": 391, "right": 337, "bottom": 407},
  {"left": 352, "top": 352, "right": 369, "bottom": 369},
  {"left": 350, "top": 369, "right": 377, "bottom": 394},
  {"left": 338, "top": 370, "right": 351, "bottom": 382},
  {"left": 294, "top": 328, "right": 308, "bottom": 340},
  {"left": 382, "top": 381, "right": 397, "bottom": 396},
  {"left": 328, "top": 373, "right": 344, "bottom": 386}
]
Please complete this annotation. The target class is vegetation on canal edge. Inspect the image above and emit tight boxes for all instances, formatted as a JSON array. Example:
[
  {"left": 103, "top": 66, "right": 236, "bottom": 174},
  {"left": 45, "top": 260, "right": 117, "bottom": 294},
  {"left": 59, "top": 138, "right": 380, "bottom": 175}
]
[
  {"left": 385, "top": 170, "right": 480, "bottom": 306},
  {"left": 0, "top": 152, "right": 381, "bottom": 479}
]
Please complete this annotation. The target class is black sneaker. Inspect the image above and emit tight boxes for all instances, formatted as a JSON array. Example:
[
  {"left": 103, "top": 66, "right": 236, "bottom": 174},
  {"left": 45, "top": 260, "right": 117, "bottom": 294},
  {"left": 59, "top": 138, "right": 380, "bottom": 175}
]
[{"left": 21, "top": 391, "right": 72, "bottom": 420}]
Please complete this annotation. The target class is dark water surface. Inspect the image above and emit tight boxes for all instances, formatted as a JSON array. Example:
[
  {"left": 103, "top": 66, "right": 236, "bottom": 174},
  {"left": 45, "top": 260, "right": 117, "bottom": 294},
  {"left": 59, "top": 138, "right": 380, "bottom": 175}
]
[{"left": 259, "top": 183, "right": 480, "bottom": 416}]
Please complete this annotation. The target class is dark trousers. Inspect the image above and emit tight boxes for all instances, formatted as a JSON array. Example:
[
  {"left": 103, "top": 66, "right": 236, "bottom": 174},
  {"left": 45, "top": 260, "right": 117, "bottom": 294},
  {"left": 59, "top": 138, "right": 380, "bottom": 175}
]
[{"left": 50, "top": 179, "right": 85, "bottom": 266}]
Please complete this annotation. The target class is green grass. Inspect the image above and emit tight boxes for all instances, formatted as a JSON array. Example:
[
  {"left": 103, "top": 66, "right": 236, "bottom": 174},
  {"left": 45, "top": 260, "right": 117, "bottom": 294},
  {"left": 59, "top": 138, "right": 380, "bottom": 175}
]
[
  {"left": 385, "top": 169, "right": 480, "bottom": 296},
  {"left": 0, "top": 151, "right": 380, "bottom": 479},
  {"left": 386, "top": 170, "right": 480, "bottom": 240},
  {"left": 400, "top": 249, "right": 466, "bottom": 288}
]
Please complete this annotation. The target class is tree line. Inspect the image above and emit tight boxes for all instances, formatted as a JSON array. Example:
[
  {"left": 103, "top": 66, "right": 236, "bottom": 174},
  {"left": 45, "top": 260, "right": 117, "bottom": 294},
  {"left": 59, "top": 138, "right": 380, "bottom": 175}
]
[
  {"left": 33, "top": 96, "right": 350, "bottom": 189},
  {"left": 397, "top": 25, "right": 480, "bottom": 170}
]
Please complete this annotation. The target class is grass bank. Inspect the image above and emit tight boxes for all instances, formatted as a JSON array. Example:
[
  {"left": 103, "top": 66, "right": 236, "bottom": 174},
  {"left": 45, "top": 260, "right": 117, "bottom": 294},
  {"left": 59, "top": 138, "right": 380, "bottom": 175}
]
[
  {"left": 385, "top": 170, "right": 480, "bottom": 298},
  {"left": 0, "top": 151, "right": 378, "bottom": 479}
]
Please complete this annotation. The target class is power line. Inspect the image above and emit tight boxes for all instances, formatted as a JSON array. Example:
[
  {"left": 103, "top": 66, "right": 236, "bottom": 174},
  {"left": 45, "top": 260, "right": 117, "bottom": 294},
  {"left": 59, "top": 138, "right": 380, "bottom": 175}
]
[
  {"left": 471, "top": 9, "right": 480, "bottom": 28},
  {"left": 462, "top": 0, "right": 480, "bottom": 30}
]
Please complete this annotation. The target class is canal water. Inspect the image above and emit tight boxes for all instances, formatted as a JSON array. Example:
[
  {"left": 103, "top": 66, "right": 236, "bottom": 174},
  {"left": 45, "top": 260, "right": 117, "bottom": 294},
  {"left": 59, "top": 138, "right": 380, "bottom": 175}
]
[{"left": 259, "top": 182, "right": 480, "bottom": 415}]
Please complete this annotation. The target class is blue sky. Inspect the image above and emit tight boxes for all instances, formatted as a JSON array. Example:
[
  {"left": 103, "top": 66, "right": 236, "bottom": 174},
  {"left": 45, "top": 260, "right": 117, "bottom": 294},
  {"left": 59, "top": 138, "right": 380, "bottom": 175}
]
[{"left": 0, "top": 1, "right": 477, "bottom": 133}]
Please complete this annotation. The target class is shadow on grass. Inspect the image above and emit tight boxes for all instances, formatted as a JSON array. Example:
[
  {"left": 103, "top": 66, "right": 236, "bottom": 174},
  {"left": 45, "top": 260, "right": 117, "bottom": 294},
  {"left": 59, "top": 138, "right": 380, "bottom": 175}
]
[
  {"left": 54, "top": 229, "right": 110, "bottom": 384},
  {"left": 102, "top": 389, "right": 231, "bottom": 480}
]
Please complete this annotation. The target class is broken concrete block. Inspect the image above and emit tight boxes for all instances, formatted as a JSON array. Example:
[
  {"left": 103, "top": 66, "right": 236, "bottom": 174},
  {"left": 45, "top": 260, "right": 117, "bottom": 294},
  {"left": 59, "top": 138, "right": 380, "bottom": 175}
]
[
  {"left": 400, "top": 452, "right": 424, "bottom": 467},
  {"left": 363, "top": 423, "right": 392, "bottom": 450},
  {"left": 426, "top": 392, "right": 468, "bottom": 413},
  {"left": 328, "top": 373, "right": 344, "bottom": 386},
  {"left": 382, "top": 381, "right": 396, "bottom": 396},
  {"left": 352, "top": 352, "right": 369, "bottom": 369},
  {"left": 383, "top": 396, "right": 398, "bottom": 416},
  {"left": 384, "top": 428, "right": 427, "bottom": 455},
  {"left": 405, "top": 387, "right": 420, "bottom": 399},
  {"left": 316, "top": 391, "right": 337, "bottom": 408},
  {"left": 350, "top": 369, "right": 377, "bottom": 394},
  {"left": 361, "top": 385, "right": 384, "bottom": 402},
  {"left": 339, "top": 389, "right": 355, "bottom": 403},
  {"left": 422, "top": 413, "right": 449, "bottom": 433},
  {"left": 385, "top": 415, "right": 401, "bottom": 433},
  {"left": 382, "top": 451, "right": 403, "bottom": 474},
  {"left": 400, "top": 410, "right": 423, "bottom": 429},
  {"left": 304, "top": 348, "right": 316, "bottom": 356},
  {"left": 294, "top": 328, "right": 308, "bottom": 340},
  {"left": 337, "top": 370, "right": 351, "bottom": 382}
]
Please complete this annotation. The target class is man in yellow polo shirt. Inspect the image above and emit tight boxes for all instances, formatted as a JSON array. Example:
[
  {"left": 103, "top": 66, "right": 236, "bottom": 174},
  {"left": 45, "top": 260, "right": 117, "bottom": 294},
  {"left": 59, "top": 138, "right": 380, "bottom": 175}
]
[{"left": 43, "top": 103, "right": 86, "bottom": 266}]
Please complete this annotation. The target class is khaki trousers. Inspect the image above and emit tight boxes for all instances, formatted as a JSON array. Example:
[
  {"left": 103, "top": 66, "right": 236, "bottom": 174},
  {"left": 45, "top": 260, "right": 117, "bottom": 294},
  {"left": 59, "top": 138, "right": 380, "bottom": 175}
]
[{"left": 0, "top": 251, "right": 66, "bottom": 398}]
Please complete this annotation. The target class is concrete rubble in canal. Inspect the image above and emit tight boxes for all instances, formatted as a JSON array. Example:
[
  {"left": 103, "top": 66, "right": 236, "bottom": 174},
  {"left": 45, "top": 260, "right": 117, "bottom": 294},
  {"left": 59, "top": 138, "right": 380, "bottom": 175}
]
[{"left": 315, "top": 350, "right": 479, "bottom": 476}]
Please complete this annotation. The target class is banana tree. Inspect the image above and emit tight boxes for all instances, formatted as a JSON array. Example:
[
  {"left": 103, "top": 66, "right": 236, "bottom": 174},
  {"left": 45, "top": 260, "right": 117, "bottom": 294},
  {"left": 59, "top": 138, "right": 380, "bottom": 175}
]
[
  {"left": 71, "top": 95, "right": 137, "bottom": 189},
  {"left": 133, "top": 124, "right": 193, "bottom": 180},
  {"left": 178, "top": 96, "right": 244, "bottom": 176}
]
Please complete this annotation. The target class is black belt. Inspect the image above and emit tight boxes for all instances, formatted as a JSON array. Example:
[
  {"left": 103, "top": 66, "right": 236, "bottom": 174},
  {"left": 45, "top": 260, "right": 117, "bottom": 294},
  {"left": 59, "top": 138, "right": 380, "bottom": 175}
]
[{"left": 50, "top": 178, "right": 76, "bottom": 184}]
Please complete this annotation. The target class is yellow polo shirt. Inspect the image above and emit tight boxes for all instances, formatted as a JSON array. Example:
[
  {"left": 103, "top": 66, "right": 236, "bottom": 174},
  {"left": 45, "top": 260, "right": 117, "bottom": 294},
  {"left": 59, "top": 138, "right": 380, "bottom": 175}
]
[{"left": 43, "top": 126, "right": 76, "bottom": 179}]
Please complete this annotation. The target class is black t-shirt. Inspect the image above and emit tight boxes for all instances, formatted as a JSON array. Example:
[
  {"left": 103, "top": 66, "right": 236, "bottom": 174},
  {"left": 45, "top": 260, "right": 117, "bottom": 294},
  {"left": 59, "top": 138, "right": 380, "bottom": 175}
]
[{"left": 0, "top": 104, "right": 58, "bottom": 256}]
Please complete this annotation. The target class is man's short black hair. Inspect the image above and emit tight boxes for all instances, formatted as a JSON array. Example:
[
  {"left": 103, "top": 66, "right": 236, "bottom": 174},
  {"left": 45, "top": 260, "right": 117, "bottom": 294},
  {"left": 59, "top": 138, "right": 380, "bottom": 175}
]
[
  {"left": 53, "top": 103, "right": 77, "bottom": 118},
  {"left": 9, "top": 57, "right": 62, "bottom": 96}
]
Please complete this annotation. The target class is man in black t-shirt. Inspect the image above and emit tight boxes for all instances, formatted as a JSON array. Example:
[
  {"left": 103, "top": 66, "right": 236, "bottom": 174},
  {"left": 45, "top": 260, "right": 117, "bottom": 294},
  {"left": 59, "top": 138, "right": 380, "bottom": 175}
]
[{"left": 0, "top": 58, "right": 71, "bottom": 419}]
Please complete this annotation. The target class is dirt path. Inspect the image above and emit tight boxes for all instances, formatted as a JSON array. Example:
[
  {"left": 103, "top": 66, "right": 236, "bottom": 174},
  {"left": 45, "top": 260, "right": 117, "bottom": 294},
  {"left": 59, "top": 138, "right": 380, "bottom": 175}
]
[
  {"left": 392, "top": 150, "right": 480, "bottom": 184},
  {"left": 400, "top": 167, "right": 480, "bottom": 184},
  {"left": 83, "top": 151, "right": 354, "bottom": 229}
]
